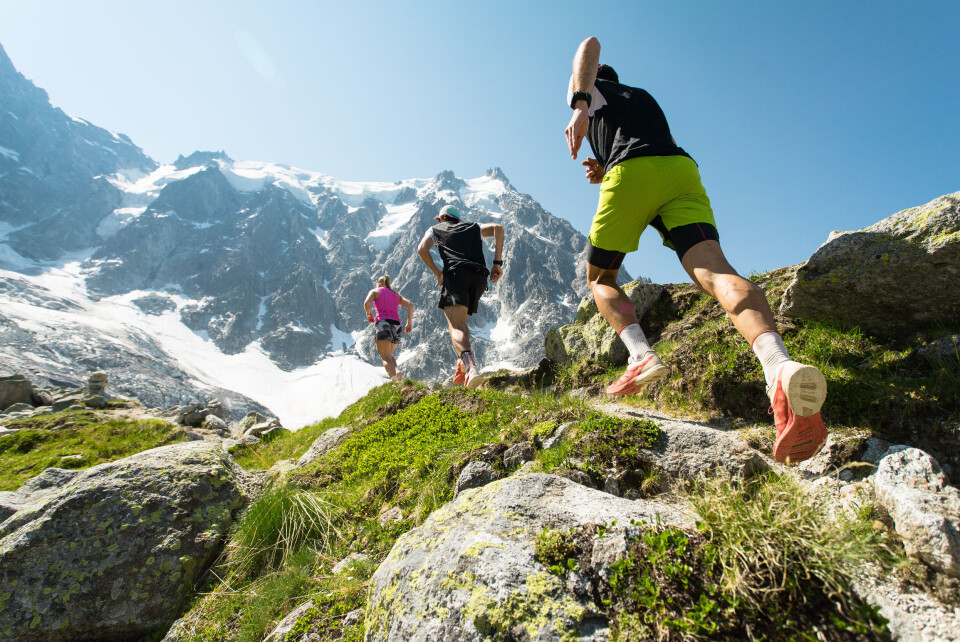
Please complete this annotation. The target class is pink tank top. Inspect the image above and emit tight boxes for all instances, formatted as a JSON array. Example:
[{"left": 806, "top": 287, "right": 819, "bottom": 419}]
[{"left": 373, "top": 287, "right": 400, "bottom": 322}]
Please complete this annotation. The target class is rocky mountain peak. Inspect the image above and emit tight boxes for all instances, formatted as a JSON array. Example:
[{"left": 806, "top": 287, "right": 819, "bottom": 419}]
[
  {"left": 174, "top": 150, "right": 232, "bottom": 170},
  {"left": 433, "top": 169, "right": 467, "bottom": 194},
  {"left": 485, "top": 166, "right": 513, "bottom": 190}
]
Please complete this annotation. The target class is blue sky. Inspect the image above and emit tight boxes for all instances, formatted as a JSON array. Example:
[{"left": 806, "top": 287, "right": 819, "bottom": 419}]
[{"left": 1, "top": 0, "right": 957, "bottom": 284}]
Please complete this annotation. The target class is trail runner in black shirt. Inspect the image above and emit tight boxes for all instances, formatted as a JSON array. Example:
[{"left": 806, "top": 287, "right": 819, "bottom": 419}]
[
  {"left": 417, "top": 205, "right": 504, "bottom": 390},
  {"left": 565, "top": 37, "right": 827, "bottom": 464}
]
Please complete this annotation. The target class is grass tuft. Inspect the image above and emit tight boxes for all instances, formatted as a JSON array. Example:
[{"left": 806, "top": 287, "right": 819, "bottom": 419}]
[{"left": 689, "top": 472, "right": 898, "bottom": 635}]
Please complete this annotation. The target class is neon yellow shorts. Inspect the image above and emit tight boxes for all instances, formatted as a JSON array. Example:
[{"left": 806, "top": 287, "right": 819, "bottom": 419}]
[{"left": 588, "top": 155, "right": 716, "bottom": 254}]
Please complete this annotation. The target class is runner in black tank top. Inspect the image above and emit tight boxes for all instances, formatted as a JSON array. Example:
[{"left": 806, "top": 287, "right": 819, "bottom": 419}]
[{"left": 416, "top": 205, "right": 505, "bottom": 390}]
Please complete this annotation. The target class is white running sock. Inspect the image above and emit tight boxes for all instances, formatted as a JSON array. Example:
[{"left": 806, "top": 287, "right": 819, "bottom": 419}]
[
  {"left": 619, "top": 324, "right": 654, "bottom": 362},
  {"left": 752, "top": 331, "right": 791, "bottom": 389}
]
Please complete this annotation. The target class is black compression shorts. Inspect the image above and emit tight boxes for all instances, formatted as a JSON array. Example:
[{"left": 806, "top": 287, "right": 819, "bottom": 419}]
[
  {"left": 438, "top": 268, "right": 487, "bottom": 315},
  {"left": 587, "top": 221, "right": 720, "bottom": 270}
]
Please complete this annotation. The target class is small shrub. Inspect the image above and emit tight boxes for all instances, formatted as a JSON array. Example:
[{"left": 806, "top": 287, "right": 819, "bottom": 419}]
[
  {"left": 578, "top": 413, "right": 660, "bottom": 479},
  {"left": 534, "top": 528, "right": 579, "bottom": 576}
]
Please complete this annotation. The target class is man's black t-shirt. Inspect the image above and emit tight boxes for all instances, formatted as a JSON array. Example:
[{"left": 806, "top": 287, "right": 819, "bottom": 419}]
[
  {"left": 431, "top": 221, "right": 487, "bottom": 273},
  {"left": 587, "top": 78, "right": 692, "bottom": 172}
]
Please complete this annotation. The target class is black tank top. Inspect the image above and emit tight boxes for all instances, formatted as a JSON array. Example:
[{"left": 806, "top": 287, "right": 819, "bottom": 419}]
[
  {"left": 431, "top": 221, "right": 487, "bottom": 273},
  {"left": 588, "top": 78, "right": 692, "bottom": 172}
]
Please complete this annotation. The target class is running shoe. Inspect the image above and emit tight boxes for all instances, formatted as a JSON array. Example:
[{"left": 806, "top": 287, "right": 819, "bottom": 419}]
[
  {"left": 605, "top": 352, "right": 669, "bottom": 396},
  {"left": 465, "top": 367, "right": 485, "bottom": 390},
  {"left": 769, "top": 361, "right": 828, "bottom": 464},
  {"left": 452, "top": 359, "right": 466, "bottom": 386}
]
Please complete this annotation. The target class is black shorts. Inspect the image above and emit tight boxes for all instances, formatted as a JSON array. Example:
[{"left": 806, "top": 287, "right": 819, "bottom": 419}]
[
  {"left": 438, "top": 268, "right": 487, "bottom": 315},
  {"left": 375, "top": 319, "right": 402, "bottom": 344},
  {"left": 586, "top": 221, "right": 720, "bottom": 270}
]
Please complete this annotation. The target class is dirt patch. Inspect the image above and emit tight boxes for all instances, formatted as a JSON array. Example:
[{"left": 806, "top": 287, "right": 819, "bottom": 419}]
[{"left": 373, "top": 384, "right": 429, "bottom": 420}]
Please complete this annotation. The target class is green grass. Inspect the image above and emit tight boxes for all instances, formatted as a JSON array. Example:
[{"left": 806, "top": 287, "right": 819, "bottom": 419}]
[
  {"left": 0, "top": 414, "right": 188, "bottom": 491},
  {"left": 531, "top": 472, "right": 897, "bottom": 640},
  {"left": 173, "top": 384, "right": 593, "bottom": 640},
  {"left": 689, "top": 472, "right": 899, "bottom": 637},
  {"left": 230, "top": 382, "right": 419, "bottom": 470}
]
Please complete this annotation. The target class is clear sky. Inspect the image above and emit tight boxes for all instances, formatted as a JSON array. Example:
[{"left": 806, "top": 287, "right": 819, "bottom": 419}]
[{"left": 1, "top": 1, "right": 957, "bottom": 284}]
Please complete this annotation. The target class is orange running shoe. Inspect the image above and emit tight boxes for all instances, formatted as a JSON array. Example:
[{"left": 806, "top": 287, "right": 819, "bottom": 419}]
[
  {"left": 605, "top": 353, "right": 669, "bottom": 396},
  {"left": 769, "top": 362, "right": 828, "bottom": 464},
  {"left": 452, "top": 359, "right": 466, "bottom": 386}
]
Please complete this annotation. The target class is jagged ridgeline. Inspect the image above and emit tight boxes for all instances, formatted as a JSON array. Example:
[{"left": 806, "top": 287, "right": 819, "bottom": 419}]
[{"left": 0, "top": 40, "right": 611, "bottom": 421}]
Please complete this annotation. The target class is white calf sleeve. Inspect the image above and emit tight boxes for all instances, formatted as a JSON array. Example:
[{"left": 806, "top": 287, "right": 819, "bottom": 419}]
[
  {"left": 752, "top": 331, "right": 791, "bottom": 389},
  {"left": 620, "top": 323, "right": 654, "bottom": 362}
]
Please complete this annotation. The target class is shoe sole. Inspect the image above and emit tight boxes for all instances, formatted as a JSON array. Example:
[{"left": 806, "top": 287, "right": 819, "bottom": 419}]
[
  {"left": 774, "top": 418, "right": 828, "bottom": 464},
  {"left": 466, "top": 374, "right": 485, "bottom": 390},
  {"left": 606, "top": 364, "right": 670, "bottom": 396},
  {"left": 780, "top": 363, "right": 827, "bottom": 417}
]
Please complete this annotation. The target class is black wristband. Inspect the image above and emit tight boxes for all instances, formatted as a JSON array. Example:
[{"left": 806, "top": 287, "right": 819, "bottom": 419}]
[
  {"left": 570, "top": 91, "right": 592, "bottom": 109},
  {"left": 493, "top": 260, "right": 504, "bottom": 266}
]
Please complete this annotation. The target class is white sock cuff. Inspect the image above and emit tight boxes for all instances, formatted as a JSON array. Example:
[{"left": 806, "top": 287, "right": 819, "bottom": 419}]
[
  {"left": 619, "top": 323, "right": 653, "bottom": 361},
  {"left": 752, "top": 331, "right": 791, "bottom": 389}
]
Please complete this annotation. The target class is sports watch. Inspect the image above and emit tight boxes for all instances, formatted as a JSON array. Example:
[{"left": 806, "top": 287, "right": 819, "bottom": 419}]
[{"left": 570, "top": 91, "right": 592, "bottom": 109}]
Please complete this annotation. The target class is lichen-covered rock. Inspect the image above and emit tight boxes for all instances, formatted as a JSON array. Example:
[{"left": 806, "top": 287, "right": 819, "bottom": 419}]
[
  {"left": 503, "top": 442, "right": 535, "bottom": 469},
  {"left": 264, "top": 600, "right": 314, "bottom": 642},
  {"left": 297, "top": 426, "right": 351, "bottom": 467},
  {"left": 83, "top": 394, "right": 107, "bottom": 409},
  {"left": 545, "top": 281, "right": 663, "bottom": 365},
  {"left": 628, "top": 413, "right": 771, "bottom": 483},
  {"left": 780, "top": 192, "right": 960, "bottom": 337},
  {"left": 178, "top": 399, "right": 230, "bottom": 427},
  {"left": 454, "top": 461, "right": 497, "bottom": 498},
  {"left": 202, "top": 414, "right": 230, "bottom": 435},
  {"left": 244, "top": 419, "right": 285, "bottom": 439},
  {"left": 51, "top": 395, "right": 84, "bottom": 412},
  {"left": 0, "top": 441, "right": 248, "bottom": 641},
  {"left": 234, "top": 411, "right": 270, "bottom": 437},
  {"left": 872, "top": 446, "right": 960, "bottom": 578},
  {"left": 0, "top": 468, "right": 79, "bottom": 523},
  {"left": 366, "top": 473, "right": 690, "bottom": 641}
]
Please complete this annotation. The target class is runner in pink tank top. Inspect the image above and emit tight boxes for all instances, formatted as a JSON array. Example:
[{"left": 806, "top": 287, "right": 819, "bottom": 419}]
[
  {"left": 363, "top": 275, "right": 415, "bottom": 382},
  {"left": 373, "top": 286, "right": 400, "bottom": 322}
]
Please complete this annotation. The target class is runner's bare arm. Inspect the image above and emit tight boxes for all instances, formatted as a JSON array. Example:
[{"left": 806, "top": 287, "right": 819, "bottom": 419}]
[
  {"left": 565, "top": 37, "right": 600, "bottom": 159},
  {"left": 417, "top": 236, "right": 443, "bottom": 286},
  {"left": 481, "top": 223, "right": 505, "bottom": 283},
  {"left": 363, "top": 289, "right": 378, "bottom": 322},
  {"left": 399, "top": 295, "right": 415, "bottom": 332}
]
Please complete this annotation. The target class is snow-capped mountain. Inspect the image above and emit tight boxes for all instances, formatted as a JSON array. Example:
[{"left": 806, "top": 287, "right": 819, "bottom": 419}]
[{"left": 0, "top": 43, "right": 620, "bottom": 426}]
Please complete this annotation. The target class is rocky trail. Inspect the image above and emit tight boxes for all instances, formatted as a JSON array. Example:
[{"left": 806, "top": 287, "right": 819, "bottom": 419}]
[{"left": 592, "top": 396, "right": 960, "bottom": 641}]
